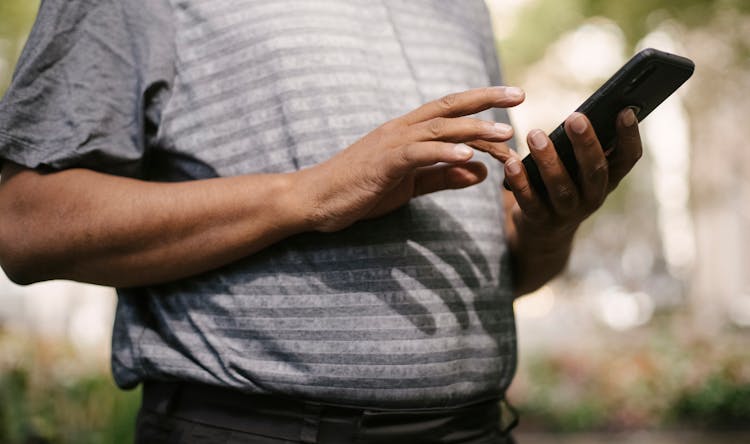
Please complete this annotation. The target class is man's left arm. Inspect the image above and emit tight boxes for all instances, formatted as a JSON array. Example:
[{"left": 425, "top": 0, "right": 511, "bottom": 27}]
[{"left": 503, "top": 108, "right": 643, "bottom": 298}]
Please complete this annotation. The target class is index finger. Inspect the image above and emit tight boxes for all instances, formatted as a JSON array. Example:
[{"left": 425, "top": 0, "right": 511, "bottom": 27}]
[{"left": 399, "top": 86, "right": 525, "bottom": 125}]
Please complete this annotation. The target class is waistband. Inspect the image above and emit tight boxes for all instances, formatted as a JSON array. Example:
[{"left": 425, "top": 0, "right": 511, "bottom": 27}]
[{"left": 141, "top": 381, "right": 518, "bottom": 443}]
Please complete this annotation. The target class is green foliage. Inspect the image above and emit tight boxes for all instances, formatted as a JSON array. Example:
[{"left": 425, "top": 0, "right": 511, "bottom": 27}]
[
  {"left": 498, "top": 0, "right": 588, "bottom": 78},
  {"left": 0, "top": 0, "right": 40, "bottom": 39},
  {"left": 498, "top": 0, "right": 750, "bottom": 80},
  {"left": 518, "top": 354, "right": 609, "bottom": 431},
  {"left": 0, "top": 368, "right": 31, "bottom": 442},
  {"left": 0, "top": 0, "right": 40, "bottom": 94},
  {"left": 579, "top": 0, "right": 750, "bottom": 44},
  {"left": 510, "top": 329, "right": 750, "bottom": 432},
  {"left": 0, "top": 364, "right": 140, "bottom": 444},
  {"left": 671, "top": 376, "right": 750, "bottom": 428}
]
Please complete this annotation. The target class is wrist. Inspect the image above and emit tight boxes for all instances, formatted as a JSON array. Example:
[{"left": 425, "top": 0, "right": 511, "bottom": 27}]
[
  {"left": 516, "top": 219, "right": 578, "bottom": 255},
  {"left": 280, "top": 168, "right": 321, "bottom": 233}
]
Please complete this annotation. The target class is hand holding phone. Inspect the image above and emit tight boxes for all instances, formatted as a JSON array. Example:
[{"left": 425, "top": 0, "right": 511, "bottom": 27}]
[{"left": 503, "top": 48, "right": 694, "bottom": 198}]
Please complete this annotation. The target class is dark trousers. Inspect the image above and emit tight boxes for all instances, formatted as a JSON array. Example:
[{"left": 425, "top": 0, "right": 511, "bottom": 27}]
[{"left": 135, "top": 382, "right": 518, "bottom": 444}]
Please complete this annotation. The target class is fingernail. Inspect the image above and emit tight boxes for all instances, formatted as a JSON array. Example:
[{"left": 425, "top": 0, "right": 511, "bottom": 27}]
[
  {"left": 529, "top": 130, "right": 547, "bottom": 150},
  {"left": 504, "top": 86, "right": 524, "bottom": 100},
  {"left": 493, "top": 122, "right": 513, "bottom": 136},
  {"left": 506, "top": 158, "right": 521, "bottom": 175},
  {"left": 453, "top": 144, "right": 473, "bottom": 158},
  {"left": 570, "top": 113, "right": 587, "bottom": 134},
  {"left": 622, "top": 108, "right": 637, "bottom": 127}
]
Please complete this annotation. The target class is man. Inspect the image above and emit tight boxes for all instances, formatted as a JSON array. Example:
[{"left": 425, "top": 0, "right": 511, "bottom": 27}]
[{"left": 0, "top": 0, "right": 641, "bottom": 442}]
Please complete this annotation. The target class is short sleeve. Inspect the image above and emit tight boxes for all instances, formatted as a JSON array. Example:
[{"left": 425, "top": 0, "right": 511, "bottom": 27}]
[{"left": 0, "top": 0, "right": 174, "bottom": 177}]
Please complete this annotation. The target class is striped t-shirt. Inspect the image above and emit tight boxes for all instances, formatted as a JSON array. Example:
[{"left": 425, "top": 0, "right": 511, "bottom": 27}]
[{"left": 0, "top": 0, "right": 517, "bottom": 408}]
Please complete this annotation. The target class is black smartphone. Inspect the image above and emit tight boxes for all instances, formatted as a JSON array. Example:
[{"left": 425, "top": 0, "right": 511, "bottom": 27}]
[{"left": 503, "top": 48, "right": 694, "bottom": 197}]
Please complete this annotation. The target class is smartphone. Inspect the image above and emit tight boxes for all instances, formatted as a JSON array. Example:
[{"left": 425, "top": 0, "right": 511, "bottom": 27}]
[{"left": 503, "top": 48, "right": 695, "bottom": 197}]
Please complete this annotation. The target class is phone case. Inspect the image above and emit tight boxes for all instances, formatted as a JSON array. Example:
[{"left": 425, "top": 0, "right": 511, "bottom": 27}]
[{"left": 505, "top": 48, "right": 695, "bottom": 199}]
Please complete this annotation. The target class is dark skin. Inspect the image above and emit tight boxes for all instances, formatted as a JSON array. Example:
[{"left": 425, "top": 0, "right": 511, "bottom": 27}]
[
  {"left": 0, "top": 87, "right": 642, "bottom": 298},
  {"left": 502, "top": 108, "right": 642, "bottom": 296}
]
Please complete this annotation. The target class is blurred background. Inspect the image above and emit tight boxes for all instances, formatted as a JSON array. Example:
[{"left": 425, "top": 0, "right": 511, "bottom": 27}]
[{"left": 1, "top": 0, "right": 749, "bottom": 443}]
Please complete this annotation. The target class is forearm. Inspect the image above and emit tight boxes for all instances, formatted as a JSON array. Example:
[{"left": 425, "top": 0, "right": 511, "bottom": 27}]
[
  {"left": 0, "top": 88, "right": 524, "bottom": 288},
  {"left": 0, "top": 163, "right": 307, "bottom": 287}
]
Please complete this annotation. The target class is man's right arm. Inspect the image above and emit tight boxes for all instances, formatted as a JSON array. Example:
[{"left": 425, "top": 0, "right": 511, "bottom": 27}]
[
  {"left": 0, "top": 86, "right": 524, "bottom": 288},
  {"left": 0, "top": 162, "right": 306, "bottom": 287}
]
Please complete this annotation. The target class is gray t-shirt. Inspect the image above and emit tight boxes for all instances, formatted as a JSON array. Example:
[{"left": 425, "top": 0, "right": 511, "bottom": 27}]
[{"left": 0, "top": 0, "right": 516, "bottom": 409}]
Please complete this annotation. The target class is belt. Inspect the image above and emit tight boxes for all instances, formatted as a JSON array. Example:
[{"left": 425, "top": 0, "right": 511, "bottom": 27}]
[{"left": 141, "top": 381, "right": 518, "bottom": 443}]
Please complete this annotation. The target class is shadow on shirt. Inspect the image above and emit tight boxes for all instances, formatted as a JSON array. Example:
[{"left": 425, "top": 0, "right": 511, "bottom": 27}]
[{"left": 273, "top": 198, "right": 508, "bottom": 337}]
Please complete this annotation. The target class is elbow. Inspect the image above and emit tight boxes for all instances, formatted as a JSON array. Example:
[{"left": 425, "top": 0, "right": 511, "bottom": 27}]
[
  {"left": 0, "top": 231, "right": 43, "bottom": 286},
  {"left": 0, "top": 243, "right": 53, "bottom": 286},
  {"left": 0, "top": 164, "right": 54, "bottom": 285},
  {"left": 0, "top": 259, "right": 37, "bottom": 287},
  {"left": 0, "top": 211, "right": 48, "bottom": 286},
  {"left": 0, "top": 207, "right": 73, "bottom": 286},
  {"left": 1, "top": 264, "right": 37, "bottom": 286}
]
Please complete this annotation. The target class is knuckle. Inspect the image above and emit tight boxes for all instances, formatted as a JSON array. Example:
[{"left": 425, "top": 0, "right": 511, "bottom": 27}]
[
  {"left": 473, "top": 118, "right": 489, "bottom": 134},
  {"left": 538, "top": 158, "right": 558, "bottom": 170},
  {"left": 553, "top": 184, "right": 578, "bottom": 209},
  {"left": 581, "top": 134, "right": 599, "bottom": 149},
  {"left": 514, "top": 182, "right": 532, "bottom": 195},
  {"left": 427, "top": 118, "right": 445, "bottom": 138},
  {"left": 396, "top": 145, "right": 413, "bottom": 166},
  {"left": 587, "top": 162, "right": 609, "bottom": 184},
  {"left": 439, "top": 93, "right": 459, "bottom": 110}
]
